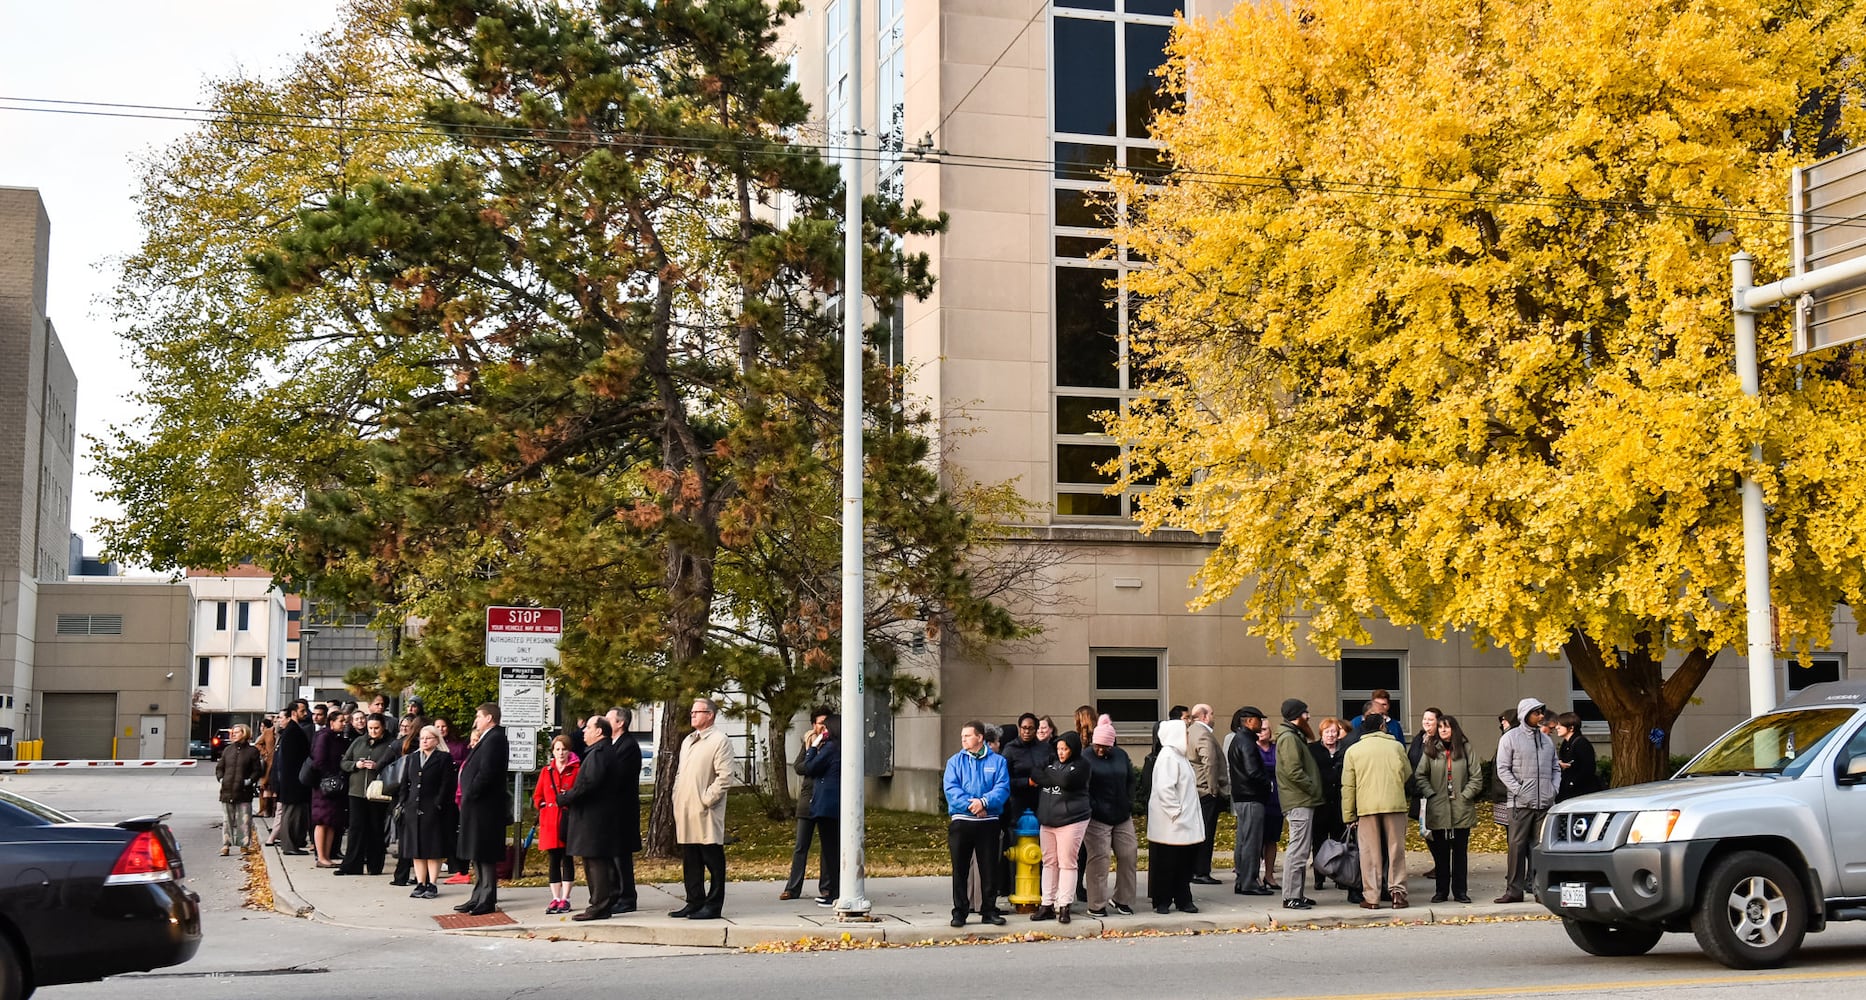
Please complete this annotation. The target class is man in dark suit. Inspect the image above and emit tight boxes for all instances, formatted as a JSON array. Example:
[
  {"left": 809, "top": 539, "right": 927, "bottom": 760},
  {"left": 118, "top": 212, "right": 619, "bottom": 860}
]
[
  {"left": 606, "top": 706, "right": 646, "bottom": 914},
  {"left": 562, "top": 716, "right": 624, "bottom": 920},
  {"left": 273, "top": 700, "right": 313, "bottom": 854},
  {"left": 453, "top": 702, "right": 509, "bottom": 916}
]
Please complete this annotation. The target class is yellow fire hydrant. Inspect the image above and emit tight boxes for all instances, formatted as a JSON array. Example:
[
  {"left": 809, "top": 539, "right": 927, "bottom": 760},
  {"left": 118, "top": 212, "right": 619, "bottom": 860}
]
[{"left": 1005, "top": 808, "right": 1042, "bottom": 911}]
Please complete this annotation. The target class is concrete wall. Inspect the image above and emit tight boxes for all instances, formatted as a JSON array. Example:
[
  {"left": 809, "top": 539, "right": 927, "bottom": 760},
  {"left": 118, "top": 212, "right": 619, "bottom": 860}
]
[{"left": 35, "top": 580, "right": 194, "bottom": 759}]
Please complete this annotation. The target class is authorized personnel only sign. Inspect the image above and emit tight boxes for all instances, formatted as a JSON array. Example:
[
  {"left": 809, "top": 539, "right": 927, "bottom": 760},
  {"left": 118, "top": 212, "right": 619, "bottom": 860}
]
[{"left": 484, "top": 606, "right": 562, "bottom": 667}]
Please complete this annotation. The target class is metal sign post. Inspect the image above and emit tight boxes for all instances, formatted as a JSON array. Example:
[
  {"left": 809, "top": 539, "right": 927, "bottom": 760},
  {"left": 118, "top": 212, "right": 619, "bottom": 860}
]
[{"left": 487, "top": 606, "right": 557, "bottom": 882}]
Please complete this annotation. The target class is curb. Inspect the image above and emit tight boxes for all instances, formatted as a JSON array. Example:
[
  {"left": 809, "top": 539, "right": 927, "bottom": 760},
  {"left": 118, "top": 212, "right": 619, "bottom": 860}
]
[
  {"left": 255, "top": 818, "right": 316, "bottom": 918},
  {"left": 452, "top": 901, "right": 1550, "bottom": 948}
]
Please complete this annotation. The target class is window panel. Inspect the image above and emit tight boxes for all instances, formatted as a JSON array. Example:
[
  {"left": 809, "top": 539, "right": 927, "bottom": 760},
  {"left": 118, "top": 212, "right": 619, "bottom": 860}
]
[
  {"left": 196, "top": 657, "right": 210, "bottom": 687},
  {"left": 1057, "top": 0, "right": 1117, "bottom": 9},
  {"left": 1056, "top": 491, "right": 1122, "bottom": 517},
  {"left": 1053, "top": 17, "right": 1117, "bottom": 137},
  {"left": 215, "top": 602, "right": 227, "bottom": 631},
  {"left": 1056, "top": 142, "right": 1117, "bottom": 182},
  {"left": 1788, "top": 655, "right": 1844, "bottom": 691},
  {"left": 1056, "top": 266, "right": 1120, "bottom": 388},
  {"left": 250, "top": 657, "right": 264, "bottom": 686},
  {"left": 1058, "top": 442, "right": 1120, "bottom": 483},
  {"left": 1096, "top": 654, "right": 1160, "bottom": 690},
  {"left": 1127, "top": 144, "right": 1171, "bottom": 179},
  {"left": 1126, "top": 0, "right": 1183, "bottom": 17},
  {"left": 1057, "top": 234, "right": 1113, "bottom": 258},
  {"left": 1097, "top": 697, "right": 1161, "bottom": 723},
  {"left": 1054, "top": 188, "right": 1108, "bottom": 230},
  {"left": 1124, "top": 22, "right": 1174, "bottom": 138},
  {"left": 1341, "top": 654, "right": 1402, "bottom": 692},
  {"left": 1057, "top": 396, "right": 1117, "bottom": 435}
]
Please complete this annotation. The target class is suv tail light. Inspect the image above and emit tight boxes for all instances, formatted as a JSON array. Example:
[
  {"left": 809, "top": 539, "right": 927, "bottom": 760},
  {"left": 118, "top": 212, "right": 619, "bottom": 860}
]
[{"left": 105, "top": 830, "right": 175, "bottom": 885}]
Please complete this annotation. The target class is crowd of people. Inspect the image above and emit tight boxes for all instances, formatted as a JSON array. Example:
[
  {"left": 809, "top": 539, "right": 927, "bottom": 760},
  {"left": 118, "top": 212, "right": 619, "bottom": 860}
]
[
  {"left": 212, "top": 686, "right": 1602, "bottom": 925},
  {"left": 938, "top": 690, "right": 1603, "bottom": 926}
]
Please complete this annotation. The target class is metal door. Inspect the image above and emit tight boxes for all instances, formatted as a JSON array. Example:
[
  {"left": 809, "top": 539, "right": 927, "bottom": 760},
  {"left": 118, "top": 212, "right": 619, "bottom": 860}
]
[{"left": 139, "top": 715, "right": 165, "bottom": 759}]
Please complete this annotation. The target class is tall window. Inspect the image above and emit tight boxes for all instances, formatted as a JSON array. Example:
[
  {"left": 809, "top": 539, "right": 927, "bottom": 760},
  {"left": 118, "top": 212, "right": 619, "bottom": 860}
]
[
  {"left": 1051, "top": 0, "right": 1179, "bottom": 519},
  {"left": 196, "top": 656, "right": 211, "bottom": 687},
  {"left": 876, "top": 0, "right": 906, "bottom": 201},
  {"left": 1092, "top": 648, "right": 1164, "bottom": 741},
  {"left": 1339, "top": 651, "right": 1405, "bottom": 724},
  {"left": 250, "top": 657, "right": 265, "bottom": 686},
  {"left": 215, "top": 601, "right": 228, "bottom": 631},
  {"left": 237, "top": 601, "right": 251, "bottom": 631},
  {"left": 824, "top": 0, "right": 850, "bottom": 146}
]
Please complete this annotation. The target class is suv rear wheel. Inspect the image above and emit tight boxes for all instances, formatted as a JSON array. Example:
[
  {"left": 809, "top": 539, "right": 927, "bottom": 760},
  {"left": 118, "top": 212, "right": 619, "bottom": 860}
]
[
  {"left": 1563, "top": 918, "right": 1663, "bottom": 957},
  {"left": 1691, "top": 850, "right": 1807, "bottom": 969}
]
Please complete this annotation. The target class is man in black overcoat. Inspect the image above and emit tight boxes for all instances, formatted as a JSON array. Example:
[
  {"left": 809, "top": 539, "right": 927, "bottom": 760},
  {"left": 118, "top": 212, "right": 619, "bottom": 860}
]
[
  {"left": 453, "top": 702, "right": 510, "bottom": 916},
  {"left": 273, "top": 700, "right": 313, "bottom": 854},
  {"left": 606, "top": 706, "right": 646, "bottom": 914},
  {"left": 562, "top": 715, "right": 625, "bottom": 920}
]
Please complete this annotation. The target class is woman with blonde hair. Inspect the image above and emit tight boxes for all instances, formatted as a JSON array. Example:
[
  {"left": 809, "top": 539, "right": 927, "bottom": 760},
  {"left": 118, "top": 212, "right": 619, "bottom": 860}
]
[{"left": 397, "top": 725, "right": 456, "bottom": 899}]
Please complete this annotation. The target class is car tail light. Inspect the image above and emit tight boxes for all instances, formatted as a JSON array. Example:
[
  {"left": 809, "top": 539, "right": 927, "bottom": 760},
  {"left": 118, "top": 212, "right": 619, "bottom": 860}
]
[
  {"left": 105, "top": 830, "right": 175, "bottom": 885},
  {"left": 211, "top": 736, "right": 223, "bottom": 747}
]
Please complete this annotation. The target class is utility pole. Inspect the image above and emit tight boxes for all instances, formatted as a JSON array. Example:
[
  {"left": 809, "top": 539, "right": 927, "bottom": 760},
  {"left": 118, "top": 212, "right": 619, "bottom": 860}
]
[{"left": 835, "top": 0, "right": 871, "bottom": 922}]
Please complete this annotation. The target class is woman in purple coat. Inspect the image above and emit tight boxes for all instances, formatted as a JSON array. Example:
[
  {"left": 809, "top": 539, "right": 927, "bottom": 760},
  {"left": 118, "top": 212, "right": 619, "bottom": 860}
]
[{"left": 311, "top": 716, "right": 351, "bottom": 867}]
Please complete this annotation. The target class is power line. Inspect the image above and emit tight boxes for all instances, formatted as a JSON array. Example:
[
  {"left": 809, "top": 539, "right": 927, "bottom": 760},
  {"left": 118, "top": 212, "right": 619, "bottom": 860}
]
[{"left": 2, "top": 95, "right": 1860, "bottom": 232}]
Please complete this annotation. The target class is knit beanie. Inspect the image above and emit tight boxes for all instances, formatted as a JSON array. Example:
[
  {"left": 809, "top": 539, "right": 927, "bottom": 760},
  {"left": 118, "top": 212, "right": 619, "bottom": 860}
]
[
  {"left": 1280, "top": 698, "right": 1308, "bottom": 721},
  {"left": 1093, "top": 714, "right": 1117, "bottom": 747}
]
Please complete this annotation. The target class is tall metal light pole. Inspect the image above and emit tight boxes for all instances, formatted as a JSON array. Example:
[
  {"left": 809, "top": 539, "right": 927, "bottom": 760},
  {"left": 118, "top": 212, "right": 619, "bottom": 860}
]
[
  {"left": 1730, "top": 253, "right": 1775, "bottom": 717},
  {"left": 835, "top": 0, "right": 872, "bottom": 921}
]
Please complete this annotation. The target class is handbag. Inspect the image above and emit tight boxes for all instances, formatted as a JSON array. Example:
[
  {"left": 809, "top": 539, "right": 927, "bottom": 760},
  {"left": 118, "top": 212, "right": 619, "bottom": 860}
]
[
  {"left": 366, "top": 779, "right": 392, "bottom": 802},
  {"left": 377, "top": 754, "right": 409, "bottom": 799},
  {"left": 298, "top": 757, "right": 317, "bottom": 787},
  {"left": 1314, "top": 826, "right": 1362, "bottom": 890},
  {"left": 318, "top": 774, "right": 345, "bottom": 796}
]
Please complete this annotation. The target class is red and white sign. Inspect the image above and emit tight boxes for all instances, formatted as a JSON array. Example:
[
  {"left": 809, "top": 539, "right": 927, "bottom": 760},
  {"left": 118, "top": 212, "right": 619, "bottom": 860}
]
[{"left": 485, "top": 607, "right": 562, "bottom": 667}]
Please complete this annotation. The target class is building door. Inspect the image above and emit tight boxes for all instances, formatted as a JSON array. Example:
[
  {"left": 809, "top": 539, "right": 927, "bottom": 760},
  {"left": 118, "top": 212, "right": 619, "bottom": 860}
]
[
  {"left": 41, "top": 693, "right": 117, "bottom": 760},
  {"left": 139, "top": 715, "right": 165, "bottom": 759}
]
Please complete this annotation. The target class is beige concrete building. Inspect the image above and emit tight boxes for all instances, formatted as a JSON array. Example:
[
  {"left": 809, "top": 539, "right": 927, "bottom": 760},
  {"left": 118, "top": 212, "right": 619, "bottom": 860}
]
[
  {"left": 34, "top": 579, "right": 193, "bottom": 759},
  {"left": 775, "top": 0, "right": 1864, "bottom": 811},
  {"left": 0, "top": 187, "right": 78, "bottom": 746}
]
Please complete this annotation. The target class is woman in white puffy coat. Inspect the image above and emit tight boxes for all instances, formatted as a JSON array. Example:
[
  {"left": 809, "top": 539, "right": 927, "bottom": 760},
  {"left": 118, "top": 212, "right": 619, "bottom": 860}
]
[{"left": 1147, "top": 718, "right": 1205, "bottom": 914}]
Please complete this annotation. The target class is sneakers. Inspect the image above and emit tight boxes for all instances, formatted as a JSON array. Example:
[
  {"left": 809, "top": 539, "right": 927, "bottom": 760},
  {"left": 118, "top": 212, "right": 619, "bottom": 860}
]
[
  {"left": 1281, "top": 897, "right": 1315, "bottom": 910},
  {"left": 444, "top": 872, "right": 473, "bottom": 885},
  {"left": 1112, "top": 902, "right": 1134, "bottom": 915},
  {"left": 814, "top": 896, "right": 834, "bottom": 907},
  {"left": 546, "top": 899, "right": 567, "bottom": 914},
  {"left": 1086, "top": 907, "right": 1108, "bottom": 918}
]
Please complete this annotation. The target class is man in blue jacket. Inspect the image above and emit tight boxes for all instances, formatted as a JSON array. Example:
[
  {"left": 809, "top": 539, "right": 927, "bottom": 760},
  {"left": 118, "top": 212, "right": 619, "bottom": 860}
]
[{"left": 944, "top": 719, "right": 1010, "bottom": 928}]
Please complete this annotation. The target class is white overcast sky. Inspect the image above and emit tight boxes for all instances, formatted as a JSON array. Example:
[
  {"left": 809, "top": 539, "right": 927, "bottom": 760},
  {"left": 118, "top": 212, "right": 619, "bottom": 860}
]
[{"left": 1, "top": 0, "right": 344, "bottom": 563}]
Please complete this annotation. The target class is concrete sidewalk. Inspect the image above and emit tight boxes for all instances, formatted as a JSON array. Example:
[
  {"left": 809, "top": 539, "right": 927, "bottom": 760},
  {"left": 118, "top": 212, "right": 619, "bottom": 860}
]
[{"left": 258, "top": 820, "right": 1550, "bottom": 949}]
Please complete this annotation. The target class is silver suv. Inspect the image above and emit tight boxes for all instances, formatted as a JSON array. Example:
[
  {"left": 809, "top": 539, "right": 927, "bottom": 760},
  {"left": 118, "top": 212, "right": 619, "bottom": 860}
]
[{"left": 1534, "top": 680, "right": 1866, "bottom": 968}]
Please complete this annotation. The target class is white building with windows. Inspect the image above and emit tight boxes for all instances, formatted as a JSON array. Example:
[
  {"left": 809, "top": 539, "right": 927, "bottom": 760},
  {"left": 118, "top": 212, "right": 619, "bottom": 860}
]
[
  {"left": 780, "top": 0, "right": 1866, "bottom": 811},
  {"left": 185, "top": 570, "right": 289, "bottom": 718}
]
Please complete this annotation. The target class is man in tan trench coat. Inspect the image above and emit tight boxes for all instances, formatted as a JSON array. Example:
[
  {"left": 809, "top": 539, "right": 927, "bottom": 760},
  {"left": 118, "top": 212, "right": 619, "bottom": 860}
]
[{"left": 670, "top": 697, "right": 734, "bottom": 919}]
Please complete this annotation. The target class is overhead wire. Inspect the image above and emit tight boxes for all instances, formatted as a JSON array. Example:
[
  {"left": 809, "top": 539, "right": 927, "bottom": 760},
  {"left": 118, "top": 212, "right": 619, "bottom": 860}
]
[{"left": 1, "top": 94, "right": 1861, "bottom": 232}]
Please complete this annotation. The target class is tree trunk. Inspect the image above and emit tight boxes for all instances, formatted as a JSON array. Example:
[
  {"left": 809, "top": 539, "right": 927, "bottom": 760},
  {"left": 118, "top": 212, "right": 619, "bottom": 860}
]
[
  {"left": 646, "top": 699, "right": 684, "bottom": 859},
  {"left": 1564, "top": 630, "right": 1717, "bottom": 787},
  {"left": 765, "top": 718, "right": 795, "bottom": 821}
]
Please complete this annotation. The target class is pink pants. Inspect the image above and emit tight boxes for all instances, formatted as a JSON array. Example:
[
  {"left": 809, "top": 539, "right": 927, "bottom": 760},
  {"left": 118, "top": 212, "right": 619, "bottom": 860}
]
[{"left": 1040, "top": 819, "right": 1090, "bottom": 907}]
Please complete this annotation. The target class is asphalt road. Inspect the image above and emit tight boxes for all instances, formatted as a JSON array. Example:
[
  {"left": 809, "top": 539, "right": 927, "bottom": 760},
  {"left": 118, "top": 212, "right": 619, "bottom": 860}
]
[{"left": 15, "top": 771, "right": 1866, "bottom": 1000}]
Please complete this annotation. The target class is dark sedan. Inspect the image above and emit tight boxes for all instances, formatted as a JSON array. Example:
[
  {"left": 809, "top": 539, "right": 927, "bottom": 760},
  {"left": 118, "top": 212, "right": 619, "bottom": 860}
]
[{"left": 0, "top": 787, "right": 202, "bottom": 998}]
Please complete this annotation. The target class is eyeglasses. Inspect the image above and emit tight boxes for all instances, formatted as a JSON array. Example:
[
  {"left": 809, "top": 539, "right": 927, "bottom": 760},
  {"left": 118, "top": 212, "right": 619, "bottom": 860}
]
[{"left": 691, "top": 709, "right": 713, "bottom": 716}]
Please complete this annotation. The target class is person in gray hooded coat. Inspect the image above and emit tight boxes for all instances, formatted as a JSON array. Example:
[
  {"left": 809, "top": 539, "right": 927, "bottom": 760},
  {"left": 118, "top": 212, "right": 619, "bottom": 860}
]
[{"left": 1493, "top": 697, "right": 1560, "bottom": 903}]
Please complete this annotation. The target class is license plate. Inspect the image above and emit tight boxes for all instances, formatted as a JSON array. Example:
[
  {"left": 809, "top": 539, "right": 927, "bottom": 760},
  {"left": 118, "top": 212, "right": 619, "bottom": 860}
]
[{"left": 1560, "top": 882, "right": 1587, "bottom": 908}]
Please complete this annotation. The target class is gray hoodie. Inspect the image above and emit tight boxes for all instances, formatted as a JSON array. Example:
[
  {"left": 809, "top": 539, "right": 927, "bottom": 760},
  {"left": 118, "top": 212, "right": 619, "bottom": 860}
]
[{"left": 1496, "top": 697, "right": 1560, "bottom": 811}]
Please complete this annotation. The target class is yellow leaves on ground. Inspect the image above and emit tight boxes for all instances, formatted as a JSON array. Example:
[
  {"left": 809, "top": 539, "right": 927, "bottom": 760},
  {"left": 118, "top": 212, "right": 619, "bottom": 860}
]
[{"left": 1114, "top": 0, "right": 1866, "bottom": 662}]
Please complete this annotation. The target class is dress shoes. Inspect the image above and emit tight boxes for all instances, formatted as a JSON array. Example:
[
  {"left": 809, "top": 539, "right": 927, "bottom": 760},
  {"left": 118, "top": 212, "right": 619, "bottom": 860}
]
[
  {"left": 571, "top": 911, "right": 610, "bottom": 922},
  {"left": 1453, "top": 894, "right": 1473, "bottom": 904},
  {"left": 1360, "top": 901, "right": 1381, "bottom": 910},
  {"left": 465, "top": 904, "right": 497, "bottom": 917},
  {"left": 1493, "top": 893, "right": 1524, "bottom": 904},
  {"left": 949, "top": 916, "right": 967, "bottom": 928},
  {"left": 282, "top": 849, "right": 309, "bottom": 856},
  {"left": 1391, "top": 890, "right": 1409, "bottom": 910},
  {"left": 389, "top": 877, "right": 414, "bottom": 887},
  {"left": 1429, "top": 893, "right": 1448, "bottom": 904},
  {"left": 609, "top": 902, "right": 636, "bottom": 915},
  {"left": 453, "top": 902, "right": 476, "bottom": 913},
  {"left": 1030, "top": 905, "right": 1056, "bottom": 922},
  {"left": 1153, "top": 905, "right": 1172, "bottom": 914},
  {"left": 1189, "top": 875, "right": 1222, "bottom": 886},
  {"left": 778, "top": 890, "right": 798, "bottom": 900},
  {"left": 667, "top": 906, "right": 695, "bottom": 918},
  {"left": 686, "top": 909, "right": 722, "bottom": 920},
  {"left": 1177, "top": 903, "right": 1199, "bottom": 914},
  {"left": 1057, "top": 904, "right": 1072, "bottom": 925},
  {"left": 981, "top": 912, "right": 1006, "bottom": 925}
]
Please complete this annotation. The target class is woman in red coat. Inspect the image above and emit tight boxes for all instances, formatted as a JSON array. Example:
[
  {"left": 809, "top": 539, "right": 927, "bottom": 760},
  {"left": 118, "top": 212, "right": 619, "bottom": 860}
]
[{"left": 533, "top": 734, "right": 582, "bottom": 914}]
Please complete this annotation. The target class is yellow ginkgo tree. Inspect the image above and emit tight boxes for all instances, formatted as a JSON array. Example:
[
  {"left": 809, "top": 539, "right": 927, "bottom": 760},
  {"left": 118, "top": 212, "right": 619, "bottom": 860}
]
[{"left": 1115, "top": 0, "right": 1866, "bottom": 783}]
